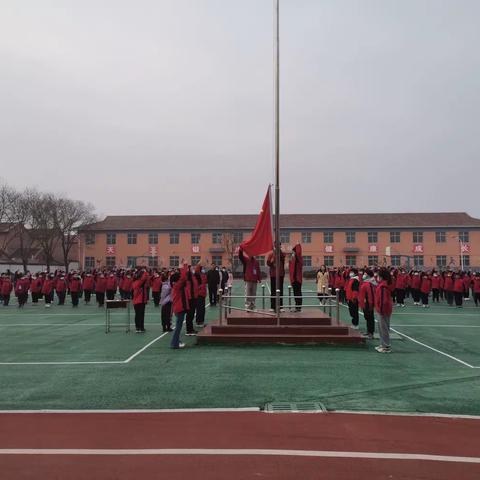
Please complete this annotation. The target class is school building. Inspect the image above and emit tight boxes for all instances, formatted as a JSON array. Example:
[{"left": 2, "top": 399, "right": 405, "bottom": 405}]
[{"left": 78, "top": 212, "right": 480, "bottom": 271}]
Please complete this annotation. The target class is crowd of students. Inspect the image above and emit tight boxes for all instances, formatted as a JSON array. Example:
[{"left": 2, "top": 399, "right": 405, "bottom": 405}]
[{"left": 0, "top": 264, "right": 234, "bottom": 350}]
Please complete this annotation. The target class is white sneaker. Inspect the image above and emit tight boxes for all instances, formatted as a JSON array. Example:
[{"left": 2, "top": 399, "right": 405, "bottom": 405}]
[
  {"left": 45, "top": 304, "right": 51, "bottom": 308},
  {"left": 352, "top": 325, "right": 359, "bottom": 330},
  {"left": 376, "top": 346, "right": 392, "bottom": 353},
  {"left": 178, "top": 343, "right": 186, "bottom": 348}
]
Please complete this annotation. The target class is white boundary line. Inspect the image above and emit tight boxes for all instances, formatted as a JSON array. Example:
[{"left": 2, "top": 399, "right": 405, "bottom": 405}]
[
  {"left": 332, "top": 410, "right": 480, "bottom": 420},
  {"left": 123, "top": 332, "right": 169, "bottom": 363},
  {"left": 0, "top": 408, "right": 260, "bottom": 413},
  {"left": 391, "top": 325, "right": 480, "bottom": 328},
  {"left": 0, "top": 448, "right": 478, "bottom": 463}
]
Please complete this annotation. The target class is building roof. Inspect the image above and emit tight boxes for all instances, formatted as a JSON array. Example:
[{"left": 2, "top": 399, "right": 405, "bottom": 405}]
[{"left": 80, "top": 212, "right": 480, "bottom": 232}]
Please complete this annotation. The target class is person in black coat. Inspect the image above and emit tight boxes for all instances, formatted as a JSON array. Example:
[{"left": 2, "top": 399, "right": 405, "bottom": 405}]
[{"left": 206, "top": 264, "right": 220, "bottom": 306}]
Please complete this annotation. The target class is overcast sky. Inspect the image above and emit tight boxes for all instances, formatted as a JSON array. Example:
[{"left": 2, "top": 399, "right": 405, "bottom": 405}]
[{"left": 1, "top": 0, "right": 479, "bottom": 219}]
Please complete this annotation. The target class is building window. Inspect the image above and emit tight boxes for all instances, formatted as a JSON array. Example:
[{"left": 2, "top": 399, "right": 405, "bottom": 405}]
[
  {"left": 148, "top": 257, "right": 158, "bottom": 268},
  {"left": 459, "top": 231, "right": 470, "bottom": 243},
  {"left": 324, "top": 256, "right": 334, "bottom": 267},
  {"left": 85, "top": 233, "right": 95, "bottom": 245},
  {"left": 233, "top": 256, "right": 241, "bottom": 270},
  {"left": 258, "top": 256, "right": 266, "bottom": 267},
  {"left": 170, "top": 232, "right": 180, "bottom": 244},
  {"left": 191, "top": 256, "right": 201, "bottom": 265},
  {"left": 212, "top": 255, "right": 223, "bottom": 265},
  {"left": 367, "top": 231, "right": 378, "bottom": 243},
  {"left": 346, "top": 255, "right": 356, "bottom": 266},
  {"left": 105, "top": 256, "right": 116, "bottom": 268},
  {"left": 413, "top": 232, "right": 423, "bottom": 243},
  {"left": 345, "top": 232, "right": 356, "bottom": 244},
  {"left": 435, "top": 231, "right": 446, "bottom": 243},
  {"left": 127, "top": 256, "right": 137, "bottom": 268},
  {"left": 85, "top": 256, "right": 95, "bottom": 269},
  {"left": 191, "top": 233, "right": 201, "bottom": 244},
  {"left": 436, "top": 255, "right": 447, "bottom": 268},
  {"left": 169, "top": 256, "right": 179, "bottom": 267},
  {"left": 106, "top": 233, "right": 116, "bottom": 245},
  {"left": 303, "top": 255, "right": 312, "bottom": 267},
  {"left": 212, "top": 232, "right": 222, "bottom": 244},
  {"left": 127, "top": 233, "right": 137, "bottom": 245},
  {"left": 323, "top": 232, "right": 333, "bottom": 243},
  {"left": 368, "top": 255, "right": 378, "bottom": 266},
  {"left": 233, "top": 232, "right": 243, "bottom": 244},
  {"left": 390, "top": 255, "right": 401, "bottom": 266},
  {"left": 390, "top": 231, "right": 400, "bottom": 243},
  {"left": 301, "top": 232, "right": 312, "bottom": 244},
  {"left": 413, "top": 255, "right": 424, "bottom": 268},
  {"left": 148, "top": 233, "right": 158, "bottom": 244},
  {"left": 280, "top": 231, "right": 290, "bottom": 244},
  {"left": 462, "top": 255, "right": 470, "bottom": 267}
]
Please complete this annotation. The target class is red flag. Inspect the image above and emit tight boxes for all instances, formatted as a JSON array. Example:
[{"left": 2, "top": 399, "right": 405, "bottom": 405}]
[{"left": 240, "top": 186, "right": 274, "bottom": 257}]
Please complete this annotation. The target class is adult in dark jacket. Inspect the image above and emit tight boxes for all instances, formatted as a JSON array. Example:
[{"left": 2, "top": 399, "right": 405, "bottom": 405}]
[
  {"left": 289, "top": 244, "right": 303, "bottom": 312},
  {"left": 267, "top": 248, "right": 286, "bottom": 311},
  {"left": 206, "top": 264, "right": 220, "bottom": 306}
]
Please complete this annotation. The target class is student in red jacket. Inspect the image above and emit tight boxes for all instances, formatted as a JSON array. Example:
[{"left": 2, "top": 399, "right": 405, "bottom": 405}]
[
  {"left": 453, "top": 273, "right": 465, "bottom": 308},
  {"left": 185, "top": 267, "right": 198, "bottom": 336},
  {"left": 463, "top": 273, "right": 472, "bottom": 300},
  {"left": 358, "top": 269, "right": 376, "bottom": 339},
  {"left": 30, "top": 273, "right": 43, "bottom": 304},
  {"left": 170, "top": 264, "right": 191, "bottom": 349},
  {"left": 105, "top": 273, "right": 118, "bottom": 301},
  {"left": 395, "top": 269, "right": 408, "bottom": 307},
  {"left": 473, "top": 273, "right": 480, "bottom": 307},
  {"left": 345, "top": 269, "right": 360, "bottom": 329},
  {"left": 431, "top": 272, "right": 441, "bottom": 303},
  {"left": 267, "top": 248, "right": 286, "bottom": 312},
  {"left": 238, "top": 246, "right": 261, "bottom": 311},
  {"left": 420, "top": 273, "right": 432, "bottom": 308},
  {"left": 55, "top": 274, "right": 68, "bottom": 305},
  {"left": 119, "top": 272, "right": 133, "bottom": 300},
  {"left": 444, "top": 271, "right": 454, "bottom": 306},
  {"left": 289, "top": 244, "right": 303, "bottom": 312},
  {"left": 375, "top": 268, "right": 393, "bottom": 353},
  {"left": 82, "top": 273, "right": 95, "bottom": 304},
  {"left": 193, "top": 265, "right": 208, "bottom": 326},
  {"left": 132, "top": 269, "right": 149, "bottom": 333},
  {"left": 15, "top": 273, "right": 29, "bottom": 308},
  {"left": 150, "top": 272, "right": 163, "bottom": 307},
  {"left": 69, "top": 274, "right": 82, "bottom": 307},
  {"left": 1, "top": 274, "right": 13, "bottom": 306},
  {"left": 410, "top": 271, "right": 422, "bottom": 306},
  {"left": 95, "top": 273, "right": 107, "bottom": 307}
]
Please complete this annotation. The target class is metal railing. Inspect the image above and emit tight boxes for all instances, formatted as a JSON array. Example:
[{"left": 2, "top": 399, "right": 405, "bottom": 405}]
[{"left": 217, "top": 287, "right": 341, "bottom": 325}]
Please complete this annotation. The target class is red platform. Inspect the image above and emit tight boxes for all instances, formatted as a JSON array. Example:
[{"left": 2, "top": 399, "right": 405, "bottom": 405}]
[{"left": 197, "top": 310, "right": 365, "bottom": 345}]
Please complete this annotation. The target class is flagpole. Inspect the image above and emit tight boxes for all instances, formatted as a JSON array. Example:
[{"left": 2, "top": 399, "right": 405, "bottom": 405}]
[{"left": 274, "top": 0, "right": 281, "bottom": 320}]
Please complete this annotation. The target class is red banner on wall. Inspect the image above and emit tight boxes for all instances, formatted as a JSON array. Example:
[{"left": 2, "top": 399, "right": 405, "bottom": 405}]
[
  {"left": 106, "top": 246, "right": 116, "bottom": 255},
  {"left": 412, "top": 244, "right": 424, "bottom": 253}
]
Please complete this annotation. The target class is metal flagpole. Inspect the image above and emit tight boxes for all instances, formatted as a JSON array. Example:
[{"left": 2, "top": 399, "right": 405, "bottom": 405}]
[{"left": 274, "top": 0, "right": 281, "bottom": 322}]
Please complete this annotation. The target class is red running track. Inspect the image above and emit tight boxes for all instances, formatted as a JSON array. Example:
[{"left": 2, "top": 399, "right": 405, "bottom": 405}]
[{"left": 0, "top": 411, "right": 479, "bottom": 479}]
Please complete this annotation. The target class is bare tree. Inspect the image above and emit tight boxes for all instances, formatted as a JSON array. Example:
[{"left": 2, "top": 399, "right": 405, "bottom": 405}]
[
  {"left": 222, "top": 232, "right": 241, "bottom": 272},
  {"left": 0, "top": 183, "right": 18, "bottom": 258},
  {"left": 53, "top": 196, "right": 97, "bottom": 272}
]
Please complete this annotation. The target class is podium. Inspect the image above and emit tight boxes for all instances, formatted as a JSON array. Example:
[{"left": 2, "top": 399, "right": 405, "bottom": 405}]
[{"left": 105, "top": 299, "right": 131, "bottom": 333}]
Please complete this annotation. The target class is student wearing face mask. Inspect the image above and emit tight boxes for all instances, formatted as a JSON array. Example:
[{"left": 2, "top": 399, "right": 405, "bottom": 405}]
[
  {"left": 345, "top": 269, "right": 360, "bottom": 329},
  {"left": 431, "top": 271, "right": 441, "bottom": 303},
  {"left": 359, "top": 269, "right": 376, "bottom": 339},
  {"left": 82, "top": 272, "right": 95, "bottom": 304},
  {"left": 375, "top": 268, "right": 393, "bottom": 353},
  {"left": 395, "top": 269, "right": 408, "bottom": 307},
  {"left": 410, "top": 271, "right": 422, "bottom": 306},
  {"left": 105, "top": 273, "right": 118, "bottom": 301},
  {"left": 160, "top": 274, "right": 173, "bottom": 332},
  {"left": 316, "top": 265, "right": 330, "bottom": 304},
  {"left": 193, "top": 264, "right": 208, "bottom": 326},
  {"left": 420, "top": 272, "right": 432, "bottom": 308},
  {"left": 289, "top": 244, "right": 303, "bottom": 312},
  {"left": 444, "top": 271, "right": 454, "bottom": 306}
]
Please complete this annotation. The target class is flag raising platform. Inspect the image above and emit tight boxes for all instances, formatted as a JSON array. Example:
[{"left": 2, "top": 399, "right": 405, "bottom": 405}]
[{"left": 197, "top": 310, "right": 365, "bottom": 346}]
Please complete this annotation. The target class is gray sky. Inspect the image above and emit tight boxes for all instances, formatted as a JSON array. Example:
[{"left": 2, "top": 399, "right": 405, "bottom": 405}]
[{"left": 1, "top": 0, "right": 479, "bottom": 218}]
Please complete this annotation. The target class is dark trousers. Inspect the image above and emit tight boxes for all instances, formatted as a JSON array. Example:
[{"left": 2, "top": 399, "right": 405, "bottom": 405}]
[
  {"left": 348, "top": 300, "right": 359, "bottom": 326},
  {"left": 412, "top": 289, "right": 421, "bottom": 303},
  {"left": 31, "top": 292, "right": 40, "bottom": 303},
  {"left": 185, "top": 299, "right": 197, "bottom": 333},
  {"left": 84, "top": 290, "right": 92, "bottom": 303},
  {"left": 152, "top": 291, "right": 161, "bottom": 307},
  {"left": 396, "top": 289, "right": 405, "bottom": 305},
  {"left": 3, "top": 294, "right": 10, "bottom": 306},
  {"left": 208, "top": 285, "right": 218, "bottom": 305},
  {"left": 446, "top": 290, "right": 454, "bottom": 306},
  {"left": 421, "top": 292, "right": 429, "bottom": 305},
  {"left": 363, "top": 308, "right": 375, "bottom": 335},
  {"left": 454, "top": 292, "right": 463, "bottom": 307},
  {"left": 270, "top": 276, "right": 284, "bottom": 310},
  {"left": 134, "top": 303, "right": 146, "bottom": 331},
  {"left": 474, "top": 292, "right": 480, "bottom": 306},
  {"left": 96, "top": 292, "right": 105, "bottom": 307},
  {"left": 196, "top": 296, "right": 206, "bottom": 325},
  {"left": 44, "top": 292, "right": 53, "bottom": 305},
  {"left": 161, "top": 302, "right": 172, "bottom": 331},
  {"left": 71, "top": 292, "right": 79, "bottom": 307},
  {"left": 339, "top": 288, "right": 346, "bottom": 304},
  {"left": 106, "top": 290, "right": 116, "bottom": 301},
  {"left": 17, "top": 292, "right": 28, "bottom": 307},
  {"left": 57, "top": 291, "right": 66, "bottom": 305},
  {"left": 291, "top": 281, "right": 302, "bottom": 311},
  {"left": 432, "top": 289, "right": 440, "bottom": 302}
]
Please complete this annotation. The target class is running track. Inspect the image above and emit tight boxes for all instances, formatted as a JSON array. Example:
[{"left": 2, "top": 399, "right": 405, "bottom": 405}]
[{"left": 0, "top": 411, "right": 479, "bottom": 479}]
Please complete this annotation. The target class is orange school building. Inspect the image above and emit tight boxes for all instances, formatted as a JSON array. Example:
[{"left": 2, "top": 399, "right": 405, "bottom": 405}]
[{"left": 78, "top": 212, "right": 480, "bottom": 271}]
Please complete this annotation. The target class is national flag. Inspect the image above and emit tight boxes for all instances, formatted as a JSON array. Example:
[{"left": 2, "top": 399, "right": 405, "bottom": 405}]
[{"left": 240, "top": 185, "right": 274, "bottom": 256}]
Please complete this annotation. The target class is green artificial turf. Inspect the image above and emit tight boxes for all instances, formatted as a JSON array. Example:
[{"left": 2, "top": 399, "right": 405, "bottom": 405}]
[{"left": 0, "top": 281, "right": 479, "bottom": 414}]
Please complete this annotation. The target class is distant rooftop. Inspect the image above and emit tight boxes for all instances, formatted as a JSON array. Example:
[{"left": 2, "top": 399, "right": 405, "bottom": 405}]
[{"left": 80, "top": 212, "right": 480, "bottom": 231}]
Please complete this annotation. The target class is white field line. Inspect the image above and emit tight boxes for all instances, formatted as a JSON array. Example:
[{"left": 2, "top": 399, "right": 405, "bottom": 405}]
[
  {"left": 394, "top": 313, "right": 480, "bottom": 316},
  {"left": 0, "top": 448, "right": 479, "bottom": 463},
  {"left": 0, "top": 304, "right": 211, "bottom": 366},
  {"left": 391, "top": 325, "right": 480, "bottom": 328},
  {"left": 0, "top": 408, "right": 260, "bottom": 413},
  {"left": 341, "top": 305, "right": 479, "bottom": 369},
  {"left": 332, "top": 410, "right": 480, "bottom": 420}
]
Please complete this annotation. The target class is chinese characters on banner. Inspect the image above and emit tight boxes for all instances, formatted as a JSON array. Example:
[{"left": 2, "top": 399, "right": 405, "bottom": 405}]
[
  {"left": 368, "top": 244, "right": 378, "bottom": 253},
  {"left": 324, "top": 245, "right": 334, "bottom": 253},
  {"left": 192, "top": 245, "right": 200, "bottom": 254},
  {"left": 106, "top": 246, "right": 115, "bottom": 255},
  {"left": 149, "top": 246, "right": 158, "bottom": 257},
  {"left": 412, "top": 244, "right": 424, "bottom": 253},
  {"left": 461, "top": 243, "right": 471, "bottom": 253}
]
